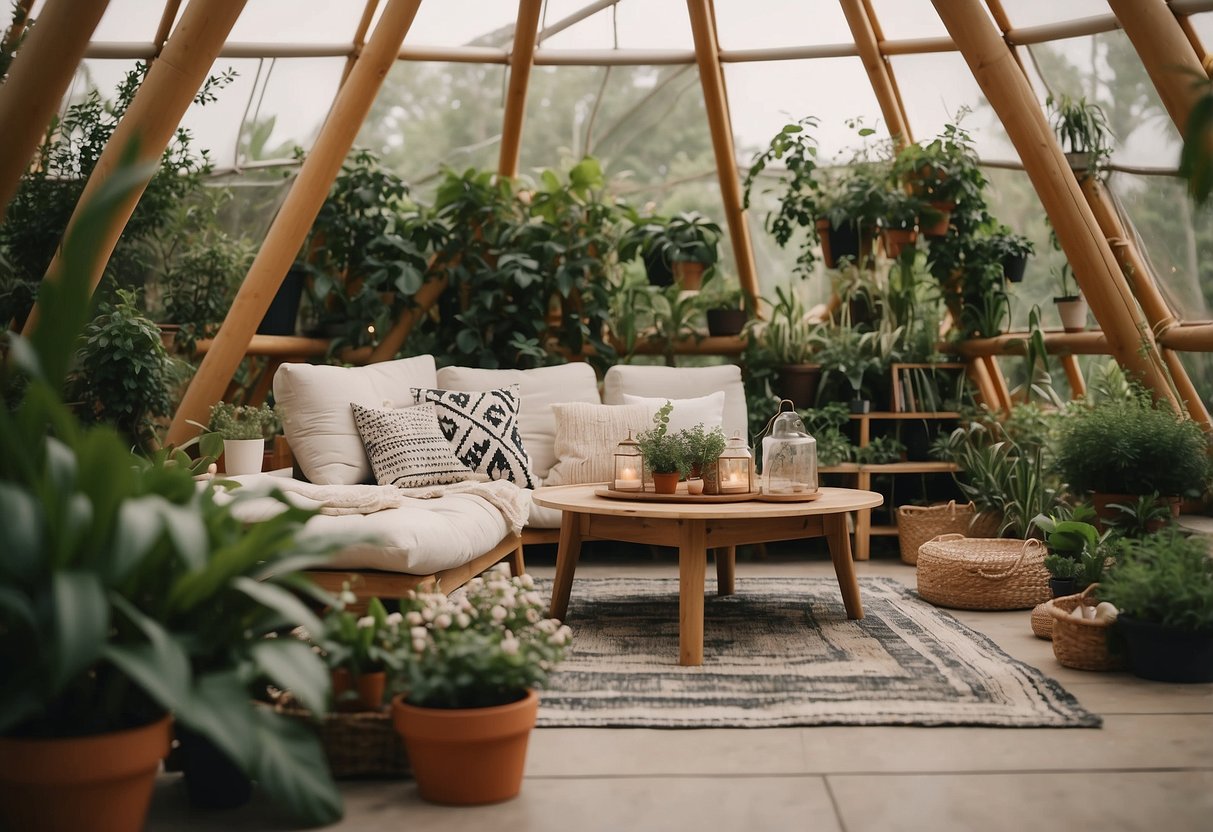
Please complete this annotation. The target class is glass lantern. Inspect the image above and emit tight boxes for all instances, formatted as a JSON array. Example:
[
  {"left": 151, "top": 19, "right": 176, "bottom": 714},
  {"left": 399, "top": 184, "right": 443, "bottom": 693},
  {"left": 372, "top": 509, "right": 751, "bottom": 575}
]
[
  {"left": 611, "top": 430, "right": 644, "bottom": 491},
  {"left": 760, "top": 408, "right": 818, "bottom": 497},
  {"left": 715, "top": 432, "right": 754, "bottom": 494}
]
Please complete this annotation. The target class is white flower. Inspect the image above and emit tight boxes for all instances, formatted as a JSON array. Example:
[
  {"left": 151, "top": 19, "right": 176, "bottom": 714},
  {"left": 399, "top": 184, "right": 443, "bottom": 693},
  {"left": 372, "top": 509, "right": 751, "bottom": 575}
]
[
  {"left": 386, "top": 612, "right": 403, "bottom": 627},
  {"left": 405, "top": 611, "right": 423, "bottom": 626},
  {"left": 410, "top": 626, "right": 428, "bottom": 640},
  {"left": 519, "top": 574, "right": 535, "bottom": 589},
  {"left": 434, "top": 613, "right": 452, "bottom": 629},
  {"left": 456, "top": 613, "right": 471, "bottom": 628},
  {"left": 356, "top": 616, "right": 374, "bottom": 629},
  {"left": 339, "top": 590, "right": 357, "bottom": 606},
  {"left": 421, "top": 607, "right": 435, "bottom": 622},
  {"left": 412, "top": 638, "right": 427, "bottom": 653},
  {"left": 525, "top": 608, "right": 540, "bottom": 623},
  {"left": 491, "top": 605, "right": 507, "bottom": 622},
  {"left": 501, "top": 636, "right": 519, "bottom": 656}
]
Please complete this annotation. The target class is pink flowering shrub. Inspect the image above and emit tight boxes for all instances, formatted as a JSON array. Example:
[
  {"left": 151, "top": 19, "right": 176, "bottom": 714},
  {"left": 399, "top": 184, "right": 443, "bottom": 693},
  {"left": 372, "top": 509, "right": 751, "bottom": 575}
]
[
  {"left": 317, "top": 588, "right": 405, "bottom": 678},
  {"left": 398, "top": 565, "right": 572, "bottom": 709}
]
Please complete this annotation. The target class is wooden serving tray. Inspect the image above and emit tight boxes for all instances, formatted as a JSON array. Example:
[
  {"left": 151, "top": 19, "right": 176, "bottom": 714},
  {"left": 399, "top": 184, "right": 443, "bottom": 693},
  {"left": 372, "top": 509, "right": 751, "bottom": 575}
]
[
  {"left": 593, "top": 486, "right": 759, "bottom": 504},
  {"left": 753, "top": 490, "right": 823, "bottom": 503}
]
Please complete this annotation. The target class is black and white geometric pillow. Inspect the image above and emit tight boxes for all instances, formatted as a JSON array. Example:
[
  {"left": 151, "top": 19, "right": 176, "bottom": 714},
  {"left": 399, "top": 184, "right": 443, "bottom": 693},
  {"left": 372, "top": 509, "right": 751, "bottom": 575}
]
[
  {"left": 409, "top": 384, "right": 535, "bottom": 489},
  {"left": 350, "top": 402, "right": 477, "bottom": 489}
]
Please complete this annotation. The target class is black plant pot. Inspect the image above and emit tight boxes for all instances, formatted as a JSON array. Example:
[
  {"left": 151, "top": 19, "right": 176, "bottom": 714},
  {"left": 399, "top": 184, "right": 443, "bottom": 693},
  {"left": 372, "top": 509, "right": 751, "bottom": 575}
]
[
  {"left": 179, "top": 726, "right": 253, "bottom": 810},
  {"left": 774, "top": 364, "right": 823, "bottom": 410},
  {"left": 1049, "top": 577, "right": 1079, "bottom": 598},
  {"left": 257, "top": 264, "right": 306, "bottom": 336},
  {"left": 848, "top": 398, "right": 871, "bottom": 414},
  {"left": 644, "top": 247, "right": 674, "bottom": 287},
  {"left": 1117, "top": 616, "right": 1213, "bottom": 683},
  {"left": 706, "top": 308, "right": 747, "bottom": 337},
  {"left": 1002, "top": 252, "right": 1028, "bottom": 283}
]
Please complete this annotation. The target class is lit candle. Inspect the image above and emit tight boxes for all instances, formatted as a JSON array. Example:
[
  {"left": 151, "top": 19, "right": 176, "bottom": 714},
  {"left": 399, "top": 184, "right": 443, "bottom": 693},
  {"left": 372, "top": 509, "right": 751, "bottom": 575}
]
[
  {"left": 615, "top": 465, "right": 641, "bottom": 491},
  {"left": 721, "top": 470, "right": 746, "bottom": 493}
]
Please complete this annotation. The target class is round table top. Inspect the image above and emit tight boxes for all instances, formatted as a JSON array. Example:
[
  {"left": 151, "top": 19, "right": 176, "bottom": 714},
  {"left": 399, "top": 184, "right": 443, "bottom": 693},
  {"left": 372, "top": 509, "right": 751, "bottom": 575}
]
[{"left": 532, "top": 483, "right": 883, "bottom": 520}]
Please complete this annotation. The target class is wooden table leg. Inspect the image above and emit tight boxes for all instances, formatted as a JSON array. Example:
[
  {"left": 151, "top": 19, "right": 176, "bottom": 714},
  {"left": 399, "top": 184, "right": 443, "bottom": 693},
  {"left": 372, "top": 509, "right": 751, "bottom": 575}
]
[
  {"left": 715, "top": 546, "right": 736, "bottom": 596},
  {"left": 825, "top": 513, "right": 864, "bottom": 620},
  {"left": 549, "top": 512, "right": 583, "bottom": 621},
  {"left": 679, "top": 520, "right": 707, "bottom": 666}
]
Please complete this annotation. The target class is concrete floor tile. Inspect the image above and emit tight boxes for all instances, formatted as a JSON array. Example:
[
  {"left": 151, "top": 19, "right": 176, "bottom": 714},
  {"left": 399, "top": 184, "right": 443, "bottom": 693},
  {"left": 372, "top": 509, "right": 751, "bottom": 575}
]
[{"left": 828, "top": 770, "right": 1213, "bottom": 832}]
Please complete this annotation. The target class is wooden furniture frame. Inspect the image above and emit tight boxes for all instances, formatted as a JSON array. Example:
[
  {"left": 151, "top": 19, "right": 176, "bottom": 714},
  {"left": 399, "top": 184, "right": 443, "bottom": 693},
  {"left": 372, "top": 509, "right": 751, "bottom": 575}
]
[{"left": 533, "top": 484, "right": 883, "bottom": 667}]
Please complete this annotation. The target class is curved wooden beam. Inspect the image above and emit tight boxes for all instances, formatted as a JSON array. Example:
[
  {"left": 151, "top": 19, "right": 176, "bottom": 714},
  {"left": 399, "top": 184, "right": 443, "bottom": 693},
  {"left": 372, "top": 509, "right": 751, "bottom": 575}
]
[
  {"left": 167, "top": 0, "right": 425, "bottom": 445},
  {"left": 1107, "top": 0, "right": 1210, "bottom": 131},
  {"left": 498, "top": 0, "right": 543, "bottom": 178},
  {"left": 841, "top": 0, "right": 911, "bottom": 145},
  {"left": 0, "top": 0, "right": 109, "bottom": 222}
]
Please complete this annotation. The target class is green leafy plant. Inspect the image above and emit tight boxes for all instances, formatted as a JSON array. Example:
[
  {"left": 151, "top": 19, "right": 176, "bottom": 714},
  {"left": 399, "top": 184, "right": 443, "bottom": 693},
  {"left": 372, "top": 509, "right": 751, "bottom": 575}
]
[
  {"left": 1179, "top": 75, "right": 1213, "bottom": 205},
  {"left": 1104, "top": 493, "right": 1177, "bottom": 538},
  {"left": 316, "top": 591, "right": 403, "bottom": 682},
  {"left": 1032, "top": 507, "right": 1109, "bottom": 588},
  {"left": 207, "top": 400, "right": 278, "bottom": 441},
  {"left": 1100, "top": 531, "right": 1213, "bottom": 632},
  {"left": 620, "top": 211, "right": 721, "bottom": 270},
  {"left": 397, "top": 566, "right": 571, "bottom": 709},
  {"left": 855, "top": 435, "right": 905, "bottom": 465},
  {"left": 892, "top": 119, "right": 985, "bottom": 206},
  {"left": 636, "top": 400, "right": 688, "bottom": 476},
  {"left": 742, "top": 116, "right": 824, "bottom": 276},
  {"left": 1048, "top": 94, "right": 1113, "bottom": 175},
  {"left": 678, "top": 423, "right": 727, "bottom": 474},
  {"left": 745, "top": 286, "right": 824, "bottom": 366},
  {"left": 797, "top": 402, "right": 854, "bottom": 467},
  {"left": 1055, "top": 392, "right": 1210, "bottom": 497},
  {"left": 815, "top": 323, "right": 880, "bottom": 402},
  {"left": 0, "top": 160, "right": 343, "bottom": 825}
]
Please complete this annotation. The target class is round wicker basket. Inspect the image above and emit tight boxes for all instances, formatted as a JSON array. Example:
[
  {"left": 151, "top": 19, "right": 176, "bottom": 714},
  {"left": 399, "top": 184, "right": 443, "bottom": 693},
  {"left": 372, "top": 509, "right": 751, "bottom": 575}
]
[
  {"left": 916, "top": 534, "right": 1051, "bottom": 610},
  {"left": 1031, "top": 601, "right": 1054, "bottom": 640},
  {"left": 896, "top": 501, "right": 1001, "bottom": 565},
  {"left": 1047, "top": 585, "right": 1124, "bottom": 672}
]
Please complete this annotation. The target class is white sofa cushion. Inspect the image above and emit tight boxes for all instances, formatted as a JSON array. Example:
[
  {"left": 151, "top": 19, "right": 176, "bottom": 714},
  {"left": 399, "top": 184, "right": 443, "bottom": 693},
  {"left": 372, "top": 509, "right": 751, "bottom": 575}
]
[
  {"left": 436, "top": 363, "right": 601, "bottom": 481},
  {"left": 273, "top": 355, "right": 438, "bottom": 485},
  {"left": 351, "top": 402, "right": 476, "bottom": 488},
  {"left": 543, "top": 402, "right": 651, "bottom": 487},
  {"left": 604, "top": 364, "right": 748, "bottom": 439},
  {"left": 410, "top": 384, "right": 534, "bottom": 488},
  {"left": 621, "top": 391, "right": 726, "bottom": 435}
]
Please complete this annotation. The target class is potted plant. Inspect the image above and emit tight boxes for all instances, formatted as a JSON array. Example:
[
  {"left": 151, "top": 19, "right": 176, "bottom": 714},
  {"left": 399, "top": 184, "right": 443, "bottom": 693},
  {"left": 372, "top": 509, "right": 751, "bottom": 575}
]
[
  {"left": 620, "top": 211, "right": 721, "bottom": 290},
  {"left": 391, "top": 566, "right": 572, "bottom": 804},
  {"left": 742, "top": 116, "right": 826, "bottom": 277},
  {"left": 1054, "top": 391, "right": 1210, "bottom": 526},
  {"left": 0, "top": 172, "right": 343, "bottom": 830},
  {"left": 317, "top": 590, "right": 403, "bottom": 712},
  {"left": 207, "top": 400, "right": 279, "bottom": 475},
  {"left": 815, "top": 323, "right": 881, "bottom": 413},
  {"left": 636, "top": 401, "right": 689, "bottom": 493},
  {"left": 892, "top": 122, "right": 984, "bottom": 237},
  {"left": 1052, "top": 264, "right": 1087, "bottom": 332},
  {"left": 1032, "top": 507, "right": 1108, "bottom": 597},
  {"left": 878, "top": 188, "right": 924, "bottom": 259},
  {"left": 1049, "top": 94, "right": 1113, "bottom": 176},
  {"left": 983, "top": 227, "right": 1034, "bottom": 283},
  {"left": 678, "top": 422, "right": 727, "bottom": 485},
  {"left": 1099, "top": 530, "right": 1213, "bottom": 683},
  {"left": 699, "top": 275, "right": 749, "bottom": 337},
  {"left": 817, "top": 161, "right": 886, "bottom": 268},
  {"left": 745, "top": 286, "right": 826, "bottom": 409}
]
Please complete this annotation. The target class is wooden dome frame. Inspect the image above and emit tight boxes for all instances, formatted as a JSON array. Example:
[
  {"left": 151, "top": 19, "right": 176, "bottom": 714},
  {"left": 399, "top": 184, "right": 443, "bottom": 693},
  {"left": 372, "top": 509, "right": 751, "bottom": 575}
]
[{"left": 0, "top": 0, "right": 1209, "bottom": 439}]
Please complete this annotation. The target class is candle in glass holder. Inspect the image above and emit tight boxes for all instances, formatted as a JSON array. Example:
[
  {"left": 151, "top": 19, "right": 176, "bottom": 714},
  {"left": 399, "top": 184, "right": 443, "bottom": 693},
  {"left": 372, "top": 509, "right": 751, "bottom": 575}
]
[{"left": 614, "top": 464, "right": 642, "bottom": 491}]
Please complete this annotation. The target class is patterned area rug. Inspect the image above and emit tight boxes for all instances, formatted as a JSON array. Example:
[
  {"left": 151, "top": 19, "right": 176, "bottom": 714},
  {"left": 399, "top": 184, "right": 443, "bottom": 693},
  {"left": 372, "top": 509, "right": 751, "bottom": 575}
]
[{"left": 537, "top": 576, "right": 1100, "bottom": 729}]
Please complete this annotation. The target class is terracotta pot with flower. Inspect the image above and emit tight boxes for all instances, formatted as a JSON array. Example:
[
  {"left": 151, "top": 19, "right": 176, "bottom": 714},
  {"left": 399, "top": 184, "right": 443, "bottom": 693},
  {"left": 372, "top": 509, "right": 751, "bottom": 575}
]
[
  {"left": 318, "top": 589, "right": 403, "bottom": 712},
  {"left": 391, "top": 566, "right": 572, "bottom": 805}
]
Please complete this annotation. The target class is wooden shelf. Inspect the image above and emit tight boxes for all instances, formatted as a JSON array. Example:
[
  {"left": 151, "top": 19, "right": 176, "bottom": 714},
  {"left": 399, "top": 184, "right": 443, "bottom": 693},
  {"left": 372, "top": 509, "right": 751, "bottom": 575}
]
[
  {"left": 870, "top": 525, "right": 899, "bottom": 536},
  {"left": 820, "top": 461, "right": 958, "bottom": 474},
  {"left": 848, "top": 411, "right": 960, "bottom": 420}
]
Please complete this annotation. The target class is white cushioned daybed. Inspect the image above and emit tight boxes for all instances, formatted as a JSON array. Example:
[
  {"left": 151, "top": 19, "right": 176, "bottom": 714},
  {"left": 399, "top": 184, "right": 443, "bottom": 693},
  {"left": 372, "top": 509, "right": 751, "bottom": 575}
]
[{"left": 234, "top": 355, "right": 746, "bottom": 597}]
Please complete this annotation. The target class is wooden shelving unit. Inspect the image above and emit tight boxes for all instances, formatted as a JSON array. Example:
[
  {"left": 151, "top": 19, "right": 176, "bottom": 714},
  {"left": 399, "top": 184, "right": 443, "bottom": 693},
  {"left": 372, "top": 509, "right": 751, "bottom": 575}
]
[{"left": 820, "top": 411, "right": 961, "bottom": 560}]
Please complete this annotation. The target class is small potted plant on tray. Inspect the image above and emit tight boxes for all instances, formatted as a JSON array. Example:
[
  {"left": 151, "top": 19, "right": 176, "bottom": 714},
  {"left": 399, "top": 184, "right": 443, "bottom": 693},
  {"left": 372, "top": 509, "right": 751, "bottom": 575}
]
[
  {"left": 208, "top": 400, "right": 278, "bottom": 475},
  {"left": 678, "top": 422, "right": 727, "bottom": 494},
  {"left": 1032, "top": 506, "right": 1108, "bottom": 597},
  {"left": 636, "top": 401, "right": 689, "bottom": 493},
  {"left": 391, "top": 566, "right": 572, "bottom": 804}
]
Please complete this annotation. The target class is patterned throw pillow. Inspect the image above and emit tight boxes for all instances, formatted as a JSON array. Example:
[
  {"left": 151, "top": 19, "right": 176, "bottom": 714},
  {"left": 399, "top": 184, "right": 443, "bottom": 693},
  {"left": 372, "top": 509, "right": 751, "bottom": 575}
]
[
  {"left": 350, "top": 402, "right": 477, "bottom": 488},
  {"left": 410, "top": 385, "right": 535, "bottom": 488}
]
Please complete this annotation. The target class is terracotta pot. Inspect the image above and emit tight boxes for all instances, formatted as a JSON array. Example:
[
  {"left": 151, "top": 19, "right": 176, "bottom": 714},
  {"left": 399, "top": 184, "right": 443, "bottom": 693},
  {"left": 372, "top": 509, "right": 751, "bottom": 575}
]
[
  {"left": 651, "top": 471, "right": 681, "bottom": 495},
  {"left": 880, "top": 227, "right": 917, "bottom": 259},
  {"left": 774, "top": 364, "right": 823, "bottom": 410},
  {"left": 920, "top": 201, "right": 954, "bottom": 237},
  {"left": 1055, "top": 296, "right": 1088, "bottom": 333},
  {"left": 392, "top": 690, "right": 538, "bottom": 805},
  {"left": 1091, "top": 492, "right": 1180, "bottom": 532},
  {"left": 332, "top": 669, "right": 387, "bottom": 712},
  {"left": 672, "top": 260, "right": 705, "bottom": 291},
  {"left": 0, "top": 714, "right": 171, "bottom": 832}
]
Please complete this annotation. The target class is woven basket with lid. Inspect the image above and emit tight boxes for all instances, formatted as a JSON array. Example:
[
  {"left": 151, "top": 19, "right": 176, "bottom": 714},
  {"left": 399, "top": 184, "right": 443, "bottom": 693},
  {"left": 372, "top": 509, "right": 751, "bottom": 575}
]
[
  {"left": 896, "top": 501, "right": 1001, "bottom": 565},
  {"left": 916, "top": 534, "right": 1051, "bottom": 610},
  {"left": 1047, "top": 585, "right": 1124, "bottom": 672}
]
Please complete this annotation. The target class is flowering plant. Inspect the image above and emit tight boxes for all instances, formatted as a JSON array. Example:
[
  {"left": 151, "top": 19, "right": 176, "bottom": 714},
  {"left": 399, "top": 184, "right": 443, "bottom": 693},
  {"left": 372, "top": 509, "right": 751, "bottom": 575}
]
[
  {"left": 398, "top": 566, "right": 572, "bottom": 709},
  {"left": 317, "top": 588, "right": 404, "bottom": 678}
]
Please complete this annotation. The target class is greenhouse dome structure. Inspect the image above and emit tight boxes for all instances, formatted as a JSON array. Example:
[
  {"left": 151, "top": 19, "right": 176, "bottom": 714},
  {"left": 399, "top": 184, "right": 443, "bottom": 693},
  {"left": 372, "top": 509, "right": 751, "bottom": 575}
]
[{"left": 1, "top": 2, "right": 1212, "bottom": 831}]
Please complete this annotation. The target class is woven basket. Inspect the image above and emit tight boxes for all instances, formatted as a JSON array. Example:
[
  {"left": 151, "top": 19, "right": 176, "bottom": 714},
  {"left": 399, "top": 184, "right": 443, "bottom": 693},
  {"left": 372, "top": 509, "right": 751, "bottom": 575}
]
[
  {"left": 1047, "top": 585, "right": 1124, "bottom": 672},
  {"left": 896, "top": 501, "right": 1001, "bottom": 565},
  {"left": 916, "top": 534, "right": 1051, "bottom": 610},
  {"left": 1031, "top": 601, "right": 1054, "bottom": 640},
  {"left": 276, "top": 702, "right": 409, "bottom": 779}
]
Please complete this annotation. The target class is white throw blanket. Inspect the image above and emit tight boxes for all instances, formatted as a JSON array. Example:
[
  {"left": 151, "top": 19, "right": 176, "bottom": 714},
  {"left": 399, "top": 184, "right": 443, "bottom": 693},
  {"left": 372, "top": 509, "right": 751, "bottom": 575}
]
[
  {"left": 395, "top": 478, "right": 532, "bottom": 536},
  {"left": 262, "top": 479, "right": 406, "bottom": 515}
]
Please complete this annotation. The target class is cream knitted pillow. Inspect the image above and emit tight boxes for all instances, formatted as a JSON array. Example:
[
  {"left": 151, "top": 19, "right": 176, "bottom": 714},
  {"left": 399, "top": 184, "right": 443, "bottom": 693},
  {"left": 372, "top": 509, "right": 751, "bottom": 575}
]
[{"left": 544, "top": 402, "right": 651, "bottom": 487}]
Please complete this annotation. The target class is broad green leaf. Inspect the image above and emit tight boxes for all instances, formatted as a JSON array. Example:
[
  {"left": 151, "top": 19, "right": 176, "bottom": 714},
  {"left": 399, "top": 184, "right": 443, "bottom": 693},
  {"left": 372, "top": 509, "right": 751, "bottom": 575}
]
[
  {"left": 0, "top": 483, "right": 42, "bottom": 580},
  {"left": 252, "top": 706, "right": 343, "bottom": 826},
  {"left": 178, "top": 671, "right": 259, "bottom": 770},
  {"left": 104, "top": 595, "right": 192, "bottom": 710},
  {"left": 51, "top": 571, "right": 109, "bottom": 688},
  {"left": 0, "top": 586, "right": 37, "bottom": 632},
  {"left": 157, "top": 501, "right": 208, "bottom": 571},
  {"left": 109, "top": 497, "right": 167, "bottom": 580},
  {"left": 248, "top": 638, "right": 329, "bottom": 716},
  {"left": 233, "top": 577, "right": 324, "bottom": 638}
]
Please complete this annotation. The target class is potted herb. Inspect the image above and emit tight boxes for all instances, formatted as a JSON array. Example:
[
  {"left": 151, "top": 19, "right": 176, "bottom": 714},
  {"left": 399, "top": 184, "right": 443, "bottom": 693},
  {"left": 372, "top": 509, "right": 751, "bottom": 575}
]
[
  {"left": 636, "top": 401, "right": 688, "bottom": 493},
  {"left": 1099, "top": 530, "right": 1213, "bottom": 683},
  {"left": 1032, "top": 507, "right": 1108, "bottom": 597},
  {"left": 1054, "top": 391, "right": 1210, "bottom": 526},
  {"left": 1049, "top": 94, "right": 1113, "bottom": 176},
  {"left": 391, "top": 566, "right": 572, "bottom": 803},
  {"left": 745, "top": 286, "right": 826, "bottom": 409},
  {"left": 878, "top": 188, "right": 924, "bottom": 259},
  {"left": 207, "top": 400, "right": 279, "bottom": 475},
  {"left": 620, "top": 211, "right": 722, "bottom": 290},
  {"left": 678, "top": 422, "right": 727, "bottom": 483},
  {"left": 699, "top": 275, "right": 749, "bottom": 337},
  {"left": 1052, "top": 264, "right": 1087, "bottom": 332}
]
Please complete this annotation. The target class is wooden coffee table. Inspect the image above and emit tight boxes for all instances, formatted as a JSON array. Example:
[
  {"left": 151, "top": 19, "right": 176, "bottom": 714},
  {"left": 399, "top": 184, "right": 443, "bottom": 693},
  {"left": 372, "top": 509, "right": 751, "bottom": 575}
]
[{"left": 532, "top": 484, "right": 883, "bottom": 666}]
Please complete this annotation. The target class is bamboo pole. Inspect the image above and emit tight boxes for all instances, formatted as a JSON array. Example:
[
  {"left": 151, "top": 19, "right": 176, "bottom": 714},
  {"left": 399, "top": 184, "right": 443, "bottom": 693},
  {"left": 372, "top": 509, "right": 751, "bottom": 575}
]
[
  {"left": 0, "top": 0, "right": 109, "bottom": 222},
  {"left": 686, "top": 0, "right": 761, "bottom": 311},
  {"left": 1160, "top": 323, "right": 1213, "bottom": 351},
  {"left": 932, "top": 0, "right": 1178, "bottom": 409},
  {"left": 965, "top": 353, "right": 1001, "bottom": 411},
  {"left": 150, "top": 0, "right": 182, "bottom": 57},
  {"left": 841, "top": 0, "right": 911, "bottom": 145},
  {"left": 22, "top": 0, "right": 248, "bottom": 335},
  {"left": 339, "top": 0, "right": 381, "bottom": 88},
  {"left": 1107, "top": 0, "right": 1209, "bottom": 130},
  {"left": 498, "top": 0, "right": 543, "bottom": 178},
  {"left": 167, "top": 0, "right": 425, "bottom": 445},
  {"left": 960, "top": 330, "right": 1111, "bottom": 357},
  {"left": 1175, "top": 13, "right": 1209, "bottom": 69},
  {"left": 1060, "top": 355, "right": 1086, "bottom": 398}
]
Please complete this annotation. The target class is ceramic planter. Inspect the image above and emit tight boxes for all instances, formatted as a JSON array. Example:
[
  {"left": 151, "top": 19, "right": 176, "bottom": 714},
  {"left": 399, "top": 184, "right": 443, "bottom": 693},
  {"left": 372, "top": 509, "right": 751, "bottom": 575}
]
[
  {"left": 392, "top": 689, "right": 538, "bottom": 805},
  {"left": 706, "top": 307, "right": 747, "bottom": 337},
  {"left": 0, "top": 714, "right": 171, "bottom": 832},
  {"left": 773, "top": 364, "right": 823, "bottom": 410},
  {"left": 223, "top": 438, "right": 265, "bottom": 475},
  {"left": 880, "top": 227, "right": 917, "bottom": 259},
  {"left": 672, "top": 261, "right": 705, "bottom": 291},
  {"left": 1117, "top": 616, "right": 1213, "bottom": 683},
  {"left": 1054, "top": 296, "right": 1088, "bottom": 333},
  {"left": 920, "top": 201, "right": 954, "bottom": 237},
  {"left": 651, "top": 471, "right": 681, "bottom": 494},
  {"left": 332, "top": 669, "right": 387, "bottom": 712}
]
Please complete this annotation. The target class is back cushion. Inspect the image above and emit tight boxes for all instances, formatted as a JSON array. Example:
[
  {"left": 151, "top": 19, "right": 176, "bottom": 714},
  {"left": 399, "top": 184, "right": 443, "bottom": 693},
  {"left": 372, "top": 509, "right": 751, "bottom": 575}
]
[
  {"left": 436, "top": 363, "right": 601, "bottom": 481},
  {"left": 604, "top": 364, "right": 748, "bottom": 440},
  {"left": 273, "top": 355, "right": 438, "bottom": 485}
]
